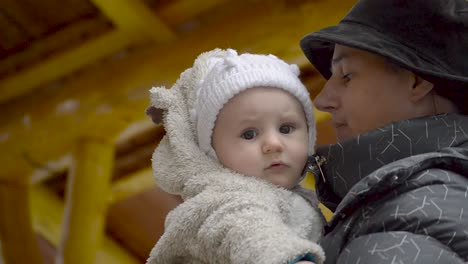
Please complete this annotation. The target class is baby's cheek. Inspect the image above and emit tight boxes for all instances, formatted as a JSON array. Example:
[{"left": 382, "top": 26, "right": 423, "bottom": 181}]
[
  {"left": 291, "top": 143, "right": 309, "bottom": 161},
  {"left": 228, "top": 154, "right": 262, "bottom": 178},
  {"left": 241, "top": 160, "right": 264, "bottom": 178}
]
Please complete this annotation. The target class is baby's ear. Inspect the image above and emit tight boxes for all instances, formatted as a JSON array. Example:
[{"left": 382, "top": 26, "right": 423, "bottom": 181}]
[{"left": 146, "top": 106, "right": 164, "bottom": 125}]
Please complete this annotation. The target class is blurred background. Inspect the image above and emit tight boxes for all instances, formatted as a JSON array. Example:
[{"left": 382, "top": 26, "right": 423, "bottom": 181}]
[{"left": 0, "top": 0, "right": 354, "bottom": 263}]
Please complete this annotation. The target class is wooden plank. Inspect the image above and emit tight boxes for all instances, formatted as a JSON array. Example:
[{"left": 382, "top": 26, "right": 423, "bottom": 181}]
[
  {"left": 0, "top": 15, "right": 111, "bottom": 78},
  {"left": 0, "top": 10, "right": 27, "bottom": 55},
  {"left": 56, "top": 138, "right": 114, "bottom": 264},
  {"left": 0, "top": 0, "right": 173, "bottom": 104},
  {"left": 90, "top": 0, "right": 175, "bottom": 42},
  {"left": 113, "top": 124, "right": 165, "bottom": 179},
  {"left": 0, "top": 0, "right": 98, "bottom": 37},
  {"left": 115, "top": 120, "right": 163, "bottom": 153},
  {"left": 109, "top": 168, "right": 155, "bottom": 204},
  {"left": 29, "top": 154, "right": 71, "bottom": 184},
  {"left": 0, "top": 0, "right": 357, "bottom": 181},
  {"left": 30, "top": 185, "right": 140, "bottom": 264},
  {"left": 106, "top": 188, "right": 182, "bottom": 260},
  {"left": 157, "top": 0, "right": 230, "bottom": 25},
  {"left": 27, "top": 123, "right": 164, "bottom": 186},
  {"left": 0, "top": 30, "right": 135, "bottom": 105},
  {"left": 0, "top": 182, "right": 43, "bottom": 264}
]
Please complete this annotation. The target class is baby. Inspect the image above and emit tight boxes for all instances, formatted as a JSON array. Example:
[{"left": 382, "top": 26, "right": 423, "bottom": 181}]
[{"left": 146, "top": 48, "right": 324, "bottom": 264}]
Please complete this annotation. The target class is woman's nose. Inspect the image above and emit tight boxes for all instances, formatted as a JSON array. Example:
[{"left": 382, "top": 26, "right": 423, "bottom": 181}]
[
  {"left": 262, "top": 133, "right": 283, "bottom": 154},
  {"left": 314, "top": 78, "right": 339, "bottom": 113}
]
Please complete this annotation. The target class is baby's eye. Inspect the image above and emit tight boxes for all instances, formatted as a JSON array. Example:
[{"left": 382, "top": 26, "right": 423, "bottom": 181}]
[
  {"left": 279, "top": 125, "right": 294, "bottom": 134},
  {"left": 241, "top": 129, "right": 257, "bottom": 140}
]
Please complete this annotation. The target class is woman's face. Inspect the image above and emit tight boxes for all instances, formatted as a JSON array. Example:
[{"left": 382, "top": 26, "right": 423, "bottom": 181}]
[{"left": 314, "top": 44, "right": 433, "bottom": 141}]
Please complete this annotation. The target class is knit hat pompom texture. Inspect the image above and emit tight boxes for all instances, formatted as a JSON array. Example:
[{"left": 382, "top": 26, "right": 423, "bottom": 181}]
[{"left": 191, "top": 49, "right": 316, "bottom": 159}]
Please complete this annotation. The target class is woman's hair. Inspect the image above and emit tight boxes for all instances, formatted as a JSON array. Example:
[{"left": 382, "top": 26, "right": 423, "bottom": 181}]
[{"left": 434, "top": 83, "right": 468, "bottom": 115}]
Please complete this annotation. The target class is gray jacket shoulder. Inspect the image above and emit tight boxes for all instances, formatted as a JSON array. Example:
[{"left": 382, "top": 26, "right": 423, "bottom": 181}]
[{"left": 322, "top": 148, "right": 468, "bottom": 263}]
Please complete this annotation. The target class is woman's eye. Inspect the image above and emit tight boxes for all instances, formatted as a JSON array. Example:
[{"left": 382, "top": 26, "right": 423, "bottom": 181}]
[
  {"left": 241, "top": 130, "right": 257, "bottom": 140},
  {"left": 279, "top": 125, "right": 293, "bottom": 134}
]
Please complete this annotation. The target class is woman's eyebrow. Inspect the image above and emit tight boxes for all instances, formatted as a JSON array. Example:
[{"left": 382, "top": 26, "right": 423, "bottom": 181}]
[
  {"left": 331, "top": 54, "right": 348, "bottom": 65},
  {"left": 330, "top": 53, "right": 349, "bottom": 73}
]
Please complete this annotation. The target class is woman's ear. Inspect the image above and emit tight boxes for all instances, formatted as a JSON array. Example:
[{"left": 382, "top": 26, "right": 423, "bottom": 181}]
[{"left": 410, "top": 75, "right": 434, "bottom": 102}]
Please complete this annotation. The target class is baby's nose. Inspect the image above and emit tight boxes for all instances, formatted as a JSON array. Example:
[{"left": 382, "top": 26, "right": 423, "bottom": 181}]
[{"left": 262, "top": 134, "right": 283, "bottom": 153}]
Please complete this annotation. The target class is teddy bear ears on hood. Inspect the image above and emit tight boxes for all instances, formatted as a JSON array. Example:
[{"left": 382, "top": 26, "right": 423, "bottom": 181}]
[{"left": 145, "top": 48, "right": 236, "bottom": 125}]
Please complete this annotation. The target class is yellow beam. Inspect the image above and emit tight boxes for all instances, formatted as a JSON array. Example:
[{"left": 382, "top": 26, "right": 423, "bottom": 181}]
[
  {"left": 0, "top": 16, "right": 110, "bottom": 81},
  {"left": 90, "top": 0, "right": 175, "bottom": 42},
  {"left": 0, "top": 0, "right": 356, "bottom": 181},
  {"left": 158, "top": 0, "right": 230, "bottom": 25},
  {"left": 0, "top": 182, "right": 43, "bottom": 264},
  {"left": 114, "top": 119, "right": 158, "bottom": 146},
  {"left": 29, "top": 154, "right": 71, "bottom": 184},
  {"left": 109, "top": 167, "right": 155, "bottom": 204},
  {"left": 0, "top": 0, "right": 177, "bottom": 105},
  {"left": 0, "top": 30, "right": 136, "bottom": 105},
  {"left": 30, "top": 185, "right": 139, "bottom": 264},
  {"left": 56, "top": 138, "right": 115, "bottom": 264}
]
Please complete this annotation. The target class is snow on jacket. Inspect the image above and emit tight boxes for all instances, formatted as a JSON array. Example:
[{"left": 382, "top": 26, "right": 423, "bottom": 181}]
[
  {"left": 309, "top": 113, "right": 468, "bottom": 263},
  {"left": 145, "top": 49, "right": 325, "bottom": 264}
]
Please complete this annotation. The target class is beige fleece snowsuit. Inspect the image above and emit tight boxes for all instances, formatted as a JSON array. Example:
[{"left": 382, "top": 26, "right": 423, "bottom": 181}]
[{"left": 146, "top": 49, "right": 325, "bottom": 264}]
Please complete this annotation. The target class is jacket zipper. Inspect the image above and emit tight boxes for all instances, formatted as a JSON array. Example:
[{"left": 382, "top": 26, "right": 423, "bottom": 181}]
[{"left": 308, "top": 155, "right": 327, "bottom": 183}]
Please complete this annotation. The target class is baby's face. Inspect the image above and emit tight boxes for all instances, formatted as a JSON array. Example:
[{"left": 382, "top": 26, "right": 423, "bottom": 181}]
[{"left": 212, "top": 87, "right": 309, "bottom": 189}]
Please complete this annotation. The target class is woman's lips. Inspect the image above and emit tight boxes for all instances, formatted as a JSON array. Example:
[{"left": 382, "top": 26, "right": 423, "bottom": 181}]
[{"left": 334, "top": 122, "right": 346, "bottom": 129}]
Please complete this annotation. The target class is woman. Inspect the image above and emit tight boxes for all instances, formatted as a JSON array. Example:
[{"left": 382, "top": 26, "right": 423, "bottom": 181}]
[{"left": 300, "top": 0, "right": 468, "bottom": 263}]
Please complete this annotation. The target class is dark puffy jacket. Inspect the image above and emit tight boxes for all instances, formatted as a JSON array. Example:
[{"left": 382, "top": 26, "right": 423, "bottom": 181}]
[{"left": 309, "top": 113, "right": 468, "bottom": 263}]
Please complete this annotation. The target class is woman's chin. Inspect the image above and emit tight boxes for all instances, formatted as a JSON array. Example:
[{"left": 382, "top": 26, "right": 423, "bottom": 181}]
[{"left": 336, "top": 126, "right": 354, "bottom": 142}]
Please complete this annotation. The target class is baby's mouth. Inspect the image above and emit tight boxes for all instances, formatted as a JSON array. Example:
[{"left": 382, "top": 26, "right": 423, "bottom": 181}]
[{"left": 266, "top": 161, "right": 288, "bottom": 170}]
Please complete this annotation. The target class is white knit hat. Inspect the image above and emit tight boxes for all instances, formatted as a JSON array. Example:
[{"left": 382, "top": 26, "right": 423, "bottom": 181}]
[{"left": 191, "top": 49, "right": 316, "bottom": 159}]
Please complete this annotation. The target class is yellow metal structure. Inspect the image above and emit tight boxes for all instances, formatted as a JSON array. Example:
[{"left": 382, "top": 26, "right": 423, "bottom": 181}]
[
  {"left": 90, "top": 0, "right": 176, "bottom": 42},
  {"left": 0, "top": 0, "right": 355, "bottom": 180},
  {"left": 157, "top": 0, "right": 230, "bottom": 25},
  {"left": 30, "top": 186, "right": 139, "bottom": 264},
  {"left": 109, "top": 167, "right": 155, "bottom": 204},
  {"left": 0, "top": 0, "right": 176, "bottom": 105},
  {"left": 0, "top": 31, "right": 134, "bottom": 105},
  {"left": 0, "top": 183, "right": 43, "bottom": 264},
  {"left": 56, "top": 139, "right": 115, "bottom": 264}
]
